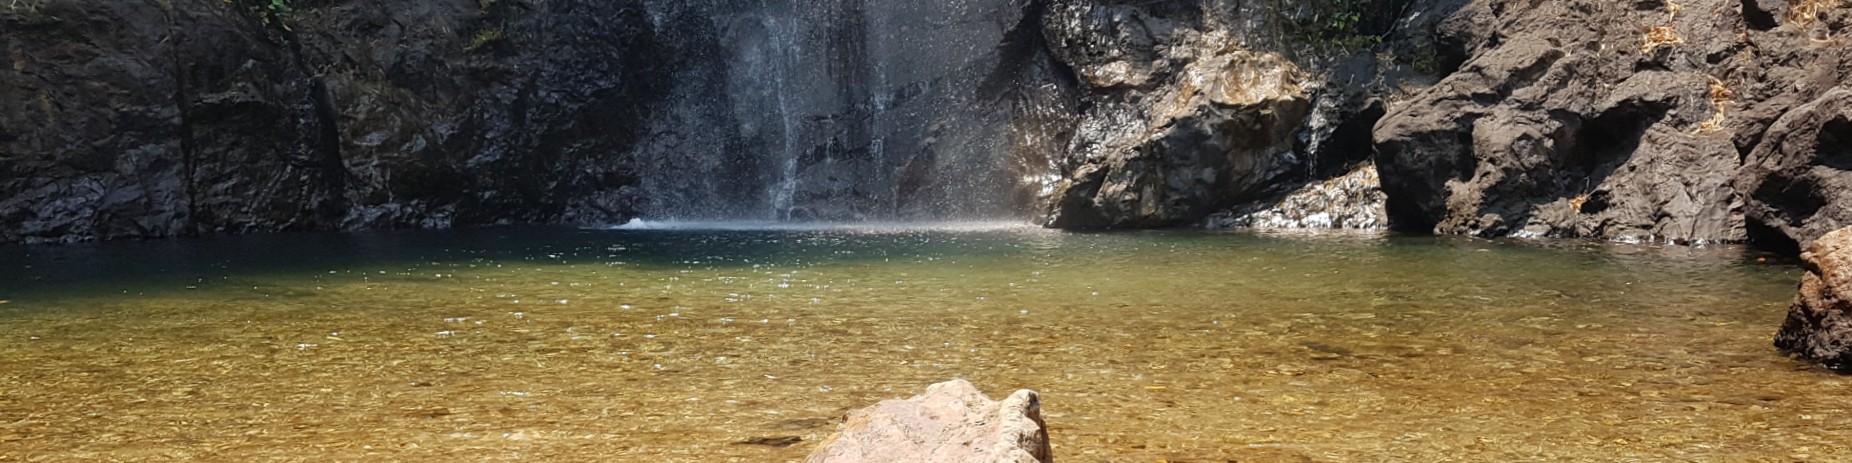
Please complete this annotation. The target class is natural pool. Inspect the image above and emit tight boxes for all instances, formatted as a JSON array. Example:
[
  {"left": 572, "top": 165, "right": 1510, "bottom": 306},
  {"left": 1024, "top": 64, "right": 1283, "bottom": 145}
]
[{"left": 0, "top": 225, "right": 1845, "bottom": 462}]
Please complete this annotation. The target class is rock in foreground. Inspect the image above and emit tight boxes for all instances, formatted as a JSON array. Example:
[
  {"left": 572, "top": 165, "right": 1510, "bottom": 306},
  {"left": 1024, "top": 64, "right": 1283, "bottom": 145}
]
[
  {"left": 1776, "top": 227, "right": 1852, "bottom": 372},
  {"left": 806, "top": 379, "right": 1052, "bottom": 463}
]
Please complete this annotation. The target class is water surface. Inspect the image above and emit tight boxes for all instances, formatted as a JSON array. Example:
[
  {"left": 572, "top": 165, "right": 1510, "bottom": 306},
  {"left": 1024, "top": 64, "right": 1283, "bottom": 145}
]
[{"left": 1, "top": 226, "right": 1843, "bottom": 462}]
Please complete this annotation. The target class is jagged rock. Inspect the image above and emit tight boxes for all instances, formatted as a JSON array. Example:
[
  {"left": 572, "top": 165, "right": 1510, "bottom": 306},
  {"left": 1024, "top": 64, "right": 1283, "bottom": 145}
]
[
  {"left": 1021, "top": 0, "right": 1475, "bottom": 232},
  {"left": 1739, "top": 87, "right": 1852, "bottom": 252},
  {"left": 1776, "top": 226, "right": 1852, "bottom": 372},
  {"left": 1042, "top": 29, "right": 1310, "bottom": 229},
  {"left": 806, "top": 379, "right": 1052, "bottom": 463},
  {"left": 1208, "top": 162, "right": 1387, "bottom": 229},
  {"left": 1372, "top": 0, "right": 1852, "bottom": 247}
]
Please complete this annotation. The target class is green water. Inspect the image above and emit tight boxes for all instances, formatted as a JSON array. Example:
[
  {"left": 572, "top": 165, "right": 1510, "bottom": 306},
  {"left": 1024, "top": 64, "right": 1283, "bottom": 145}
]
[{"left": 0, "top": 225, "right": 1844, "bottom": 462}]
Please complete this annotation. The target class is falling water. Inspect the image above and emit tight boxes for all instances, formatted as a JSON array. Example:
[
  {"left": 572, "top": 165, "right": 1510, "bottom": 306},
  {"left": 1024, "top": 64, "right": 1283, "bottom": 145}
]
[
  {"left": 626, "top": 0, "right": 1033, "bottom": 224},
  {"left": 761, "top": 1, "right": 802, "bottom": 221}
]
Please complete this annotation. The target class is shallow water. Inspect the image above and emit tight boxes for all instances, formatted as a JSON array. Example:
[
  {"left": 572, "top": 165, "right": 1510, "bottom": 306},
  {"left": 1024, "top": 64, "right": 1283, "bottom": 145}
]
[{"left": 0, "top": 226, "right": 1843, "bottom": 462}]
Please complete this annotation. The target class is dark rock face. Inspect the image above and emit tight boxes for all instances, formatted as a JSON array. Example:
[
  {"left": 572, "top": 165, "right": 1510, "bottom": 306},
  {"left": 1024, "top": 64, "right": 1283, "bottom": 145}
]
[
  {"left": 1740, "top": 88, "right": 1852, "bottom": 251},
  {"left": 0, "top": 0, "right": 1030, "bottom": 243},
  {"left": 0, "top": 0, "right": 677, "bottom": 243},
  {"left": 1775, "top": 226, "right": 1852, "bottom": 372},
  {"left": 1373, "top": 0, "right": 1852, "bottom": 246},
  {"left": 633, "top": 0, "right": 1033, "bottom": 222}
]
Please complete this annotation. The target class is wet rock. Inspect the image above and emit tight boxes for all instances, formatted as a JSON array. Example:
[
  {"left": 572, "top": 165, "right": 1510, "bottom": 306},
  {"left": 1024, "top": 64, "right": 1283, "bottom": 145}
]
[
  {"left": 1775, "top": 226, "right": 1852, "bottom": 372},
  {"left": 1208, "top": 162, "right": 1387, "bottom": 229},
  {"left": 0, "top": 0, "right": 1030, "bottom": 243},
  {"left": 806, "top": 379, "right": 1052, "bottom": 463},
  {"left": 1042, "top": 30, "right": 1310, "bottom": 229},
  {"left": 0, "top": 0, "right": 671, "bottom": 243}
]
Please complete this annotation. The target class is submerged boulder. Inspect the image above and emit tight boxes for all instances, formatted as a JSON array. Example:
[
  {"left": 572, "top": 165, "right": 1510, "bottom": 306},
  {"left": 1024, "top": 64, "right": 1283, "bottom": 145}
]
[
  {"left": 806, "top": 379, "right": 1052, "bottom": 463},
  {"left": 1775, "top": 226, "right": 1852, "bottom": 372}
]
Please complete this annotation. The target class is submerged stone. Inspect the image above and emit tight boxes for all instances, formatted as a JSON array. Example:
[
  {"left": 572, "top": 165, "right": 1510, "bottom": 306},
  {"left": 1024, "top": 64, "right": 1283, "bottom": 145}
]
[
  {"left": 806, "top": 379, "right": 1052, "bottom": 463},
  {"left": 1775, "top": 226, "right": 1852, "bottom": 372}
]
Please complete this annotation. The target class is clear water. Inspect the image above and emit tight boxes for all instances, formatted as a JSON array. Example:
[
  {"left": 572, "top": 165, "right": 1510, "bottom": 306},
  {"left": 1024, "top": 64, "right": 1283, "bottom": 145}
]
[{"left": 1, "top": 226, "right": 1844, "bottom": 462}]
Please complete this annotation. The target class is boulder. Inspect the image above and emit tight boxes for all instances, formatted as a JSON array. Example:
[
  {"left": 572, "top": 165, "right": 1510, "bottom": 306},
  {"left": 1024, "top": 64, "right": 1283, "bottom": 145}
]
[
  {"left": 1041, "top": 29, "right": 1310, "bottom": 229},
  {"left": 1775, "top": 226, "right": 1852, "bottom": 372},
  {"left": 806, "top": 379, "right": 1052, "bottom": 463},
  {"left": 1738, "top": 88, "right": 1852, "bottom": 252}
]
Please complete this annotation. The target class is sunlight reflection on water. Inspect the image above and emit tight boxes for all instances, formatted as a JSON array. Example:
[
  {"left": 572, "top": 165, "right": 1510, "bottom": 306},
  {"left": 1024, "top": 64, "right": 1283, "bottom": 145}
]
[{"left": 0, "top": 227, "right": 1842, "bottom": 462}]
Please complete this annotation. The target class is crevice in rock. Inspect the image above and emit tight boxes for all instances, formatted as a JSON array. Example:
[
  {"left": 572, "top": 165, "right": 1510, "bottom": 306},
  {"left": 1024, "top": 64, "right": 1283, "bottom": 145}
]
[
  {"left": 1747, "top": 215, "right": 1803, "bottom": 255},
  {"left": 1814, "top": 118, "right": 1852, "bottom": 171},
  {"left": 1578, "top": 189, "right": 1613, "bottom": 214},
  {"left": 980, "top": 0, "right": 1073, "bottom": 103},
  {"left": 1380, "top": 127, "right": 1480, "bottom": 234},
  {"left": 168, "top": 24, "right": 199, "bottom": 236},
  {"left": 1754, "top": 174, "right": 1828, "bottom": 225},
  {"left": 1742, "top": 0, "right": 1780, "bottom": 31},
  {"left": 1567, "top": 100, "right": 1668, "bottom": 175},
  {"left": 1312, "top": 102, "right": 1385, "bottom": 178}
]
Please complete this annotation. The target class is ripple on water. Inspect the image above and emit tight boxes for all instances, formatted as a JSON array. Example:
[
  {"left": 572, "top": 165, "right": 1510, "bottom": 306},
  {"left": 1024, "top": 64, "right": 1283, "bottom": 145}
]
[{"left": 0, "top": 228, "right": 1836, "bottom": 462}]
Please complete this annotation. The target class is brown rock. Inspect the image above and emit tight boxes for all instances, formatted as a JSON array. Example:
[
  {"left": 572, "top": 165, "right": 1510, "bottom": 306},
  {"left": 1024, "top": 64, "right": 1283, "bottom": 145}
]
[
  {"left": 1775, "top": 226, "right": 1852, "bottom": 372},
  {"left": 1739, "top": 87, "right": 1852, "bottom": 252},
  {"left": 806, "top": 379, "right": 1052, "bottom": 463},
  {"left": 1371, "top": 0, "right": 1852, "bottom": 246}
]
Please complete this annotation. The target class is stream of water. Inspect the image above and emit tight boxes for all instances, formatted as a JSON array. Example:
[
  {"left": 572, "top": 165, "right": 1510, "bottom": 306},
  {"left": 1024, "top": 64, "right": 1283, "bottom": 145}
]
[{"left": 0, "top": 226, "right": 1844, "bottom": 462}]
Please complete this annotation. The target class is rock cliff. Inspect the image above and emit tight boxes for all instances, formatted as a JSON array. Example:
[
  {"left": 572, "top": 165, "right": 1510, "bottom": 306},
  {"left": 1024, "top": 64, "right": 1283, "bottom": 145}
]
[
  {"left": 0, "top": 0, "right": 1031, "bottom": 243},
  {"left": 1019, "top": 0, "right": 1851, "bottom": 249},
  {"left": 3, "top": 0, "right": 1850, "bottom": 250},
  {"left": 1, "top": 0, "right": 684, "bottom": 242},
  {"left": 1373, "top": 0, "right": 1851, "bottom": 248}
]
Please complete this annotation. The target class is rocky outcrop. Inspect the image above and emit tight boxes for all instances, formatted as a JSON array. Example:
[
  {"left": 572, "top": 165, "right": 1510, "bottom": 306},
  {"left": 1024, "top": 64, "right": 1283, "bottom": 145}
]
[
  {"left": 1030, "top": 2, "right": 1315, "bottom": 229},
  {"left": 1372, "top": 0, "right": 1852, "bottom": 247},
  {"left": 1017, "top": 0, "right": 1459, "bottom": 231},
  {"left": 1041, "top": 31, "right": 1309, "bottom": 228},
  {"left": 0, "top": 0, "right": 1031, "bottom": 244},
  {"left": 806, "top": 379, "right": 1052, "bottom": 463},
  {"left": 0, "top": 0, "right": 682, "bottom": 243},
  {"left": 1775, "top": 226, "right": 1852, "bottom": 372},
  {"left": 1019, "top": 0, "right": 1850, "bottom": 247},
  {"left": 1740, "top": 88, "right": 1852, "bottom": 251}
]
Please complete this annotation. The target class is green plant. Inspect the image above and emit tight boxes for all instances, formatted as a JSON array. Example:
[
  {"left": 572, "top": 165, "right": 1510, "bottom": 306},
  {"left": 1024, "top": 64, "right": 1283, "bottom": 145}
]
[
  {"left": 227, "top": 0, "right": 291, "bottom": 27},
  {"left": 1278, "top": 0, "right": 1406, "bottom": 53},
  {"left": 466, "top": 26, "right": 503, "bottom": 53}
]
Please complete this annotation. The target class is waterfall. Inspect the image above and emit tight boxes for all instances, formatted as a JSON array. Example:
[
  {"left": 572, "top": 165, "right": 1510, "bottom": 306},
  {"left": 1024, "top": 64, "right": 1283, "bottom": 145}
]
[
  {"left": 760, "top": 1, "right": 803, "bottom": 221},
  {"left": 628, "top": 0, "right": 1031, "bottom": 224}
]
